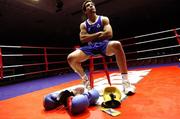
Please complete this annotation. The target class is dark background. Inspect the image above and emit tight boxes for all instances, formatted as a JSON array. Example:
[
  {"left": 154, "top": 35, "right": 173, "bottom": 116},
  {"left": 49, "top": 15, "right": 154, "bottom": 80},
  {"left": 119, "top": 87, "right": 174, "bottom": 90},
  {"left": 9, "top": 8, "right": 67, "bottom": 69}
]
[{"left": 0, "top": 0, "right": 180, "bottom": 47}]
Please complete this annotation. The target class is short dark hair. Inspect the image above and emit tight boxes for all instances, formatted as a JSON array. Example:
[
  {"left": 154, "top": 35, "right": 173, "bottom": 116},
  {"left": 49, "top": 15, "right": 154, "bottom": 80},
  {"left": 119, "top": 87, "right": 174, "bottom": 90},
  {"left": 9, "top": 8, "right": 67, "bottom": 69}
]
[{"left": 82, "top": 0, "right": 94, "bottom": 12}]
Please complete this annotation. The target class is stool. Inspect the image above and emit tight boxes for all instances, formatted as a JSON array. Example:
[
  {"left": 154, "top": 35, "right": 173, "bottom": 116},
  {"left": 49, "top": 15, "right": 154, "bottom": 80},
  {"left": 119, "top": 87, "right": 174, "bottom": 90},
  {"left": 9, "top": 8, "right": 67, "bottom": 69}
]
[{"left": 89, "top": 55, "right": 111, "bottom": 88}]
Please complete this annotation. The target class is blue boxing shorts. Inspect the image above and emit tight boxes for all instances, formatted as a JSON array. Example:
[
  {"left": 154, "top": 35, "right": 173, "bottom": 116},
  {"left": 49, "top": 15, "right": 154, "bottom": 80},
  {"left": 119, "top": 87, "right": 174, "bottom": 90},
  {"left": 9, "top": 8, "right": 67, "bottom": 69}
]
[{"left": 80, "top": 40, "right": 109, "bottom": 56}]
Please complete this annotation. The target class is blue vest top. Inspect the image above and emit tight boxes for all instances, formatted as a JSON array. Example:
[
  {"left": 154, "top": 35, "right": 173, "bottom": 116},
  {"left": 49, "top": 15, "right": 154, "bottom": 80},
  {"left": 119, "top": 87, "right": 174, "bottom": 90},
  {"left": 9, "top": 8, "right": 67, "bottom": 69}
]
[{"left": 85, "top": 16, "right": 104, "bottom": 34}]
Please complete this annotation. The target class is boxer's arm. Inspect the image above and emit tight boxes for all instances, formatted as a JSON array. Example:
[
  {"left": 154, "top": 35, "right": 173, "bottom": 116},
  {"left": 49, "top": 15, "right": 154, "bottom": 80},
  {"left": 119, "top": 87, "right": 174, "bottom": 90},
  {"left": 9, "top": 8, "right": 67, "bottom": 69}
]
[
  {"left": 97, "top": 16, "right": 113, "bottom": 40},
  {"left": 79, "top": 22, "right": 101, "bottom": 43}
]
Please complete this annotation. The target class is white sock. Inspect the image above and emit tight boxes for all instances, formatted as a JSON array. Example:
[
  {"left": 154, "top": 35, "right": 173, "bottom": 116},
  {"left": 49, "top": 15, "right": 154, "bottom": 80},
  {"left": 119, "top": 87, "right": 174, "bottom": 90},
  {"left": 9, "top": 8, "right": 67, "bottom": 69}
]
[
  {"left": 81, "top": 74, "right": 89, "bottom": 81},
  {"left": 122, "top": 73, "right": 128, "bottom": 81},
  {"left": 75, "top": 71, "right": 88, "bottom": 81}
]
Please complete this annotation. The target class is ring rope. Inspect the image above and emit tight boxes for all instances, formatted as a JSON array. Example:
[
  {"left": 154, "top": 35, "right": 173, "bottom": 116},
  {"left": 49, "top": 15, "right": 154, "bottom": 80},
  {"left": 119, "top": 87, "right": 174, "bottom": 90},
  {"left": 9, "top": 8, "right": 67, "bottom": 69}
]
[
  {"left": 3, "top": 63, "right": 44, "bottom": 68},
  {"left": 137, "top": 45, "right": 180, "bottom": 53},
  {"left": 2, "top": 53, "right": 69, "bottom": 57},
  {"left": 3, "top": 67, "right": 71, "bottom": 79},
  {"left": 0, "top": 45, "right": 73, "bottom": 50},
  {"left": 123, "top": 35, "right": 177, "bottom": 47},
  {"left": 2, "top": 54, "right": 44, "bottom": 57},
  {"left": 134, "top": 28, "right": 180, "bottom": 38},
  {"left": 135, "top": 36, "right": 176, "bottom": 45},
  {"left": 0, "top": 45, "right": 21, "bottom": 48},
  {"left": 4, "top": 73, "right": 26, "bottom": 79},
  {"left": 127, "top": 52, "right": 180, "bottom": 61},
  {"left": 120, "top": 28, "right": 180, "bottom": 42},
  {"left": 126, "top": 44, "right": 180, "bottom": 55},
  {"left": 3, "top": 61, "right": 67, "bottom": 69}
]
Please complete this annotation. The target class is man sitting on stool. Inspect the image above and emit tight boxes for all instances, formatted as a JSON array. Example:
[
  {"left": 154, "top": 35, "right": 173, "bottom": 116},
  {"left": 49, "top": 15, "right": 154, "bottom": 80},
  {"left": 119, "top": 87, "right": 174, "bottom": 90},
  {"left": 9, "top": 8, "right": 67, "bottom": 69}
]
[{"left": 67, "top": 0, "right": 135, "bottom": 95}]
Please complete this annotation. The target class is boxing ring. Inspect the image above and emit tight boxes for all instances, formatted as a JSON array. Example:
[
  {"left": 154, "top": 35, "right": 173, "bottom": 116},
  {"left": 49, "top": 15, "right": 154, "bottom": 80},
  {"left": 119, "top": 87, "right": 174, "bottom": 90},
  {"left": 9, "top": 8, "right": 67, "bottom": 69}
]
[
  {"left": 0, "top": 45, "right": 74, "bottom": 81},
  {"left": 0, "top": 27, "right": 180, "bottom": 119}
]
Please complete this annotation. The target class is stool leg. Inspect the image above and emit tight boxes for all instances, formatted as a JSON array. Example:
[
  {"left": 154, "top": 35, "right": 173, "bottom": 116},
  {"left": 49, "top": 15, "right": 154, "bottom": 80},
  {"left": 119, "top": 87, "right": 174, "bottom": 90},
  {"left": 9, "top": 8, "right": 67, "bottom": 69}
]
[
  {"left": 105, "top": 70, "right": 111, "bottom": 86},
  {"left": 89, "top": 56, "right": 94, "bottom": 88},
  {"left": 102, "top": 57, "right": 111, "bottom": 86}
]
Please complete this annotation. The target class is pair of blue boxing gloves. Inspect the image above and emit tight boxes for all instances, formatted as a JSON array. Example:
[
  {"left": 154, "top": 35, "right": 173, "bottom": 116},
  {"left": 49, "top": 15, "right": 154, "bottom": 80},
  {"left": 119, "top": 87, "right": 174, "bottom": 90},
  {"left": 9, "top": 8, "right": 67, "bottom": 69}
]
[{"left": 43, "top": 88, "right": 100, "bottom": 114}]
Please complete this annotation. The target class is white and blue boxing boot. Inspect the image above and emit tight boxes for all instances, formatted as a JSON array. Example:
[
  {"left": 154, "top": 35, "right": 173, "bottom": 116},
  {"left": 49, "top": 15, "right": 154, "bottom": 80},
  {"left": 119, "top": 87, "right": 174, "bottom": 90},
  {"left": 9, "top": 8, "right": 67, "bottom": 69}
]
[
  {"left": 122, "top": 73, "right": 136, "bottom": 95},
  {"left": 82, "top": 74, "right": 91, "bottom": 90}
]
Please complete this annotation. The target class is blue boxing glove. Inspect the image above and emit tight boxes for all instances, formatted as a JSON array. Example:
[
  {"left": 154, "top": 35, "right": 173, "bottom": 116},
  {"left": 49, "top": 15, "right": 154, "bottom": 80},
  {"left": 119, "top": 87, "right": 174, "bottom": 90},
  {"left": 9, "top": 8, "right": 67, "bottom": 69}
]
[
  {"left": 43, "top": 90, "right": 74, "bottom": 110},
  {"left": 83, "top": 89, "right": 100, "bottom": 105},
  {"left": 43, "top": 93, "right": 60, "bottom": 110},
  {"left": 67, "top": 95, "right": 89, "bottom": 114}
]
